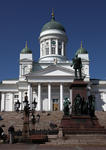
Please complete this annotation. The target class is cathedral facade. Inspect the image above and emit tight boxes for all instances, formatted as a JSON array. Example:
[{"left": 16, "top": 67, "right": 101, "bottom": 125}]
[{"left": 0, "top": 13, "right": 106, "bottom": 112}]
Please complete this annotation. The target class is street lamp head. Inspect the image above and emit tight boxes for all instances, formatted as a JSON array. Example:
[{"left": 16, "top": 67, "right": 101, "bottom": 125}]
[
  {"left": 15, "top": 99, "right": 21, "bottom": 112},
  {"left": 23, "top": 92, "right": 29, "bottom": 107},
  {"left": 23, "top": 99, "right": 29, "bottom": 108},
  {"left": 32, "top": 98, "right": 37, "bottom": 110}
]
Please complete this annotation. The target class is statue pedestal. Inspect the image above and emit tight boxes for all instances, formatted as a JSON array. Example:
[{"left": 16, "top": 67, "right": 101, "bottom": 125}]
[
  {"left": 60, "top": 79, "right": 106, "bottom": 135},
  {"left": 61, "top": 115, "right": 106, "bottom": 134},
  {"left": 58, "top": 127, "right": 63, "bottom": 138},
  {"left": 22, "top": 112, "right": 29, "bottom": 139},
  {"left": 70, "top": 79, "right": 88, "bottom": 105}
]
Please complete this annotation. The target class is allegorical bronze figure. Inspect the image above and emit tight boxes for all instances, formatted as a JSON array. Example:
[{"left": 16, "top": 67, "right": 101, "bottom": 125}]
[{"left": 63, "top": 98, "right": 71, "bottom": 116}]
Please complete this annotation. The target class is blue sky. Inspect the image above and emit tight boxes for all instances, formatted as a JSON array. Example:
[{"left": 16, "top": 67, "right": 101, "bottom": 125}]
[{"left": 0, "top": 0, "right": 106, "bottom": 81}]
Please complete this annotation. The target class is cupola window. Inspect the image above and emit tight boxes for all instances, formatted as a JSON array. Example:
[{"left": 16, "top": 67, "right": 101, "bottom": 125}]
[
  {"left": 58, "top": 40, "right": 62, "bottom": 55},
  {"left": 42, "top": 43, "right": 45, "bottom": 56},
  {"left": 51, "top": 39, "right": 56, "bottom": 54},
  {"left": 45, "top": 40, "right": 49, "bottom": 55}
]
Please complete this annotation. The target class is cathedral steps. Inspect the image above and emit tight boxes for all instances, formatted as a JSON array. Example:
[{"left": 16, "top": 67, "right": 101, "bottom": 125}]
[
  {"left": 47, "top": 134, "right": 106, "bottom": 145},
  {"left": 0, "top": 111, "right": 63, "bottom": 134},
  {"left": 95, "top": 111, "right": 106, "bottom": 128},
  {"left": 0, "top": 111, "right": 106, "bottom": 135}
]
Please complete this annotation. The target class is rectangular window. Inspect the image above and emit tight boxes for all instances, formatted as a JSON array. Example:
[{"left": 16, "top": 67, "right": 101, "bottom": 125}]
[
  {"left": 6, "top": 94, "right": 9, "bottom": 99},
  {"left": 46, "top": 48, "right": 49, "bottom": 55},
  {"left": 51, "top": 47, "right": 55, "bottom": 54},
  {"left": 58, "top": 41, "right": 62, "bottom": 55},
  {"left": 14, "top": 95, "right": 19, "bottom": 98},
  {"left": 58, "top": 49, "right": 61, "bottom": 55}
]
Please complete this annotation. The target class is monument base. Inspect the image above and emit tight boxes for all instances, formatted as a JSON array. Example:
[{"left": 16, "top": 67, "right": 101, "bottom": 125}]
[{"left": 60, "top": 115, "right": 106, "bottom": 135}]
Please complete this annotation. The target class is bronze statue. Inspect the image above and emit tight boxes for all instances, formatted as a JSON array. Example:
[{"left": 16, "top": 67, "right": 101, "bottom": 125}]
[
  {"left": 63, "top": 98, "right": 71, "bottom": 116},
  {"left": 81, "top": 97, "right": 88, "bottom": 115},
  {"left": 73, "top": 94, "right": 82, "bottom": 115},
  {"left": 88, "top": 95, "right": 95, "bottom": 117},
  {"left": 71, "top": 55, "right": 82, "bottom": 79}
]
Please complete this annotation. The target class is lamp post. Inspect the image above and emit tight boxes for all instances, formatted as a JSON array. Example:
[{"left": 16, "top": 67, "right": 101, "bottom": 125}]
[
  {"left": 15, "top": 100, "right": 21, "bottom": 112},
  {"left": 31, "top": 98, "right": 37, "bottom": 131},
  {"left": 22, "top": 93, "right": 38, "bottom": 139},
  {"left": 32, "top": 98, "right": 37, "bottom": 111},
  {"left": 22, "top": 92, "right": 30, "bottom": 139}
]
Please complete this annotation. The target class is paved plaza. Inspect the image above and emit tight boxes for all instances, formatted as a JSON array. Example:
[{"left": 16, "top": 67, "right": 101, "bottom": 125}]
[{"left": 0, "top": 144, "right": 106, "bottom": 150}]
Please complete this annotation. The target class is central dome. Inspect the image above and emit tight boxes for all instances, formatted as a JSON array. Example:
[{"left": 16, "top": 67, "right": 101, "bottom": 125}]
[
  {"left": 39, "top": 11, "right": 68, "bottom": 63},
  {"left": 41, "top": 12, "right": 65, "bottom": 33}
]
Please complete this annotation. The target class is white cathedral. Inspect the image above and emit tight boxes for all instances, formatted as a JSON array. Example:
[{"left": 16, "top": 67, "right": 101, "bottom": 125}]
[{"left": 0, "top": 12, "right": 106, "bottom": 112}]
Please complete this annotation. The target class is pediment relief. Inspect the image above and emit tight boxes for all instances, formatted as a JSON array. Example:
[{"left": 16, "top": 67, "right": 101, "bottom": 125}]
[{"left": 27, "top": 65, "right": 74, "bottom": 77}]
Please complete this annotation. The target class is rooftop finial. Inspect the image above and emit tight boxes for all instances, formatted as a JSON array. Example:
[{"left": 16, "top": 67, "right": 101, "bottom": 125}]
[
  {"left": 25, "top": 40, "right": 28, "bottom": 48},
  {"left": 81, "top": 41, "right": 83, "bottom": 48},
  {"left": 51, "top": 8, "right": 55, "bottom": 20}
]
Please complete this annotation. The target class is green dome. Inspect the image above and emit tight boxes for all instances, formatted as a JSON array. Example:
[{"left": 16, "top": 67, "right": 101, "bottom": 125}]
[
  {"left": 76, "top": 48, "right": 88, "bottom": 56},
  {"left": 75, "top": 42, "right": 88, "bottom": 56},
  {"left": 41, "top": 16, "right": 65, "bottom": 32},
  {"left": 21, "top": 41, "right": 32, "bottom": 54},
  {"left": 21, "top": 47, "right": 32, "bottom": 54}
]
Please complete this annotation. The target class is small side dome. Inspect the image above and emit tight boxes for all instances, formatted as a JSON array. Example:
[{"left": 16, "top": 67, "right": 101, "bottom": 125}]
[
  {"left": 75, "top": 41, "right": 88, "bottom": 56},
  {"left": 21, "top": 41, "right": 32, "bottom": 54},
  {"left": 41, "top": 10, "right": 65, "bottom": 33}
]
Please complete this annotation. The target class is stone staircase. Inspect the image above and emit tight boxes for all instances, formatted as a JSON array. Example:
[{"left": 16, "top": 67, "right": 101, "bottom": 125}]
[
  {"left": 0, "top": 111, "right": 63, "bottom": 134},
  {"left": 47, "top": 134, "right": 106, "bottom": 145},
  {"left": 0, "top": 112, "right": 23, "bottom": 134},
  {"left": 0, "top": 111, "right": 106, "bottom": 135},
  {"left": 95, "top": 111, "right": 106, "bottom": 128}
]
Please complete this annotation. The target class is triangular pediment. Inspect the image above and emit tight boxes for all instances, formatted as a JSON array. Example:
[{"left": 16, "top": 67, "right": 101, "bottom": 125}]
[
  {"left": 20, "top": 58, "right": 32, "bottom": 62},
  {"left": 27, "top": 64, "right": 75, "bottom": 77}
]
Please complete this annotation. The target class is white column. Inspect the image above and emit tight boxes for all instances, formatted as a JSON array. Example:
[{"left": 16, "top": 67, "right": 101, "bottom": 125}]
[
  {"left": 48, "top": 83, "right": 51, "bottom": 111},
  {"left": 19, "top": 64, "right": 22, "bottom": 77},
  {"left": 62, "top": 42, "right": 64, "bottom": 56},
  {"left": 21, "top": 66, "right": 23, "bottom": 76},
  {"left": 21, "top": 92, "right": 23, "bottom": 110},
  {"left": 30, "top": 87, "right": 32, "bottom": 109},
  {"left": 43, "top": 41, "right": 46, "bottom": 56},
  {"left": 70, "top": 89, "right": 72, "bottom": 103},
  {"left": 60, "top": 83, "right": 63, "bottom": 111},
  {"left": 12, "top": 93, "right": 14, "bottom": 111},
  {"left": 70, "top": 89, "right": 72, "bottom": 114},
  {"left": 19, "top": 91, "right": 22, "bottom": 110},
  {"left": 28, "top": 84, "right": 32, "bottom": 109},
  {"left": 40, "top": 43, "right": 42, "bottom": 57},
  {"left": 38, "top": 83, "right": 41, "bottom": 111},
  {"left": 1, "top": 93, "right": 5, "bottom": 111},
  {"left": 56, "top": 39, "right": 58, "bottom": 55},
  {"left": 49, "top": 39, "right": 51, "bottom": 55}
]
